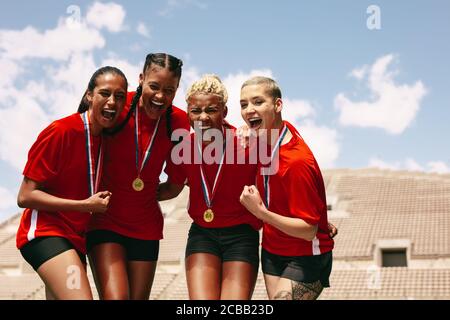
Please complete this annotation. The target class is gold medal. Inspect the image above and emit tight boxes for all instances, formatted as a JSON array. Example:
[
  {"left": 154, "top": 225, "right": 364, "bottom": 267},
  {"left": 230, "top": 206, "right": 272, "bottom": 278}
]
[
  {"left": 132, "top": 177, "right": 144, "bottom": 191},
  {"left": 203, "top": 208, "right": 214, "bottom": 223}
]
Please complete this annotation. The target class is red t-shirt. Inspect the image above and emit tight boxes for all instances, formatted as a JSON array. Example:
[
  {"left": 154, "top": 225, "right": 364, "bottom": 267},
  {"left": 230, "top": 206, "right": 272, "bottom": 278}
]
[
  {"left": 166, "top": 125, "right": 263, "bottom": 231},
  {"left": 88, "top": 92, "right": 190, "bottom": 239},
  {"left": 16, "top": 113, "right": 100, "bottom": 254},
  {"left": 256, "top": 121, "right": 334, "bottom": 256}
]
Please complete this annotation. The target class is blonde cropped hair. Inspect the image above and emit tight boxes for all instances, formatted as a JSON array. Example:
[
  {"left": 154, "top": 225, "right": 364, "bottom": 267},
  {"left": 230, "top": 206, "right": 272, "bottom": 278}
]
[{"left": 185, "top": 74, "right": 228, "bottom": 104}]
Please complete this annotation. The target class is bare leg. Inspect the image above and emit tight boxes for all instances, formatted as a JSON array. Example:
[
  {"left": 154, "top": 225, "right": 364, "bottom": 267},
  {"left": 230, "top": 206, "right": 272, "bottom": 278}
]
[
  {"left": 185, "top": 253, "right": 221, "bottom": 300},
  {"left": 263, "top": 273, "right": 281, "bottom": 300},
  {"left": 45, "top": 285, "right": 55, "bottom": 300},
  {"left": 221, "top": 261, "right": 257, "bottom": 300},
  {"left": 37, "top": 249, "right": 92, "bottom": 300},
  {"left": 88, "top": 243, "right": 129, "bottom": 300},
  {"left": 127, "top": 260, "right": 157, "bottom": 300}
]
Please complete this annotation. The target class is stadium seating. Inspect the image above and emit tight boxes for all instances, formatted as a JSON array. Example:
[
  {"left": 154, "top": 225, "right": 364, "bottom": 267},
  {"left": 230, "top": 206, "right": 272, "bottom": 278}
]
[{"left": 1, "top": 169, "right": 449, "bottom": 300}]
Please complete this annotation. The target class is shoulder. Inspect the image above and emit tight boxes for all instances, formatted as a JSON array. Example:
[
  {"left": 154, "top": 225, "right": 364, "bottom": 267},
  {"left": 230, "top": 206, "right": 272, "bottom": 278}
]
[
  {"left": 283, "top": 121, "right": 317, "bottom": 167},
  {"left": 41, "top": 113, "right": 82, "bottom": 138},
  {"left": 169, "top": 104, "right": 190, "bottom": 130},
  {"left": 171, "top": 105, "right": 187, "bottom": 117},
  {"left": 284, "top": 142, "right": 320, "bottom": 182},
  {"left": 28, "top": 114, "right": 81, "bottom": 158}
]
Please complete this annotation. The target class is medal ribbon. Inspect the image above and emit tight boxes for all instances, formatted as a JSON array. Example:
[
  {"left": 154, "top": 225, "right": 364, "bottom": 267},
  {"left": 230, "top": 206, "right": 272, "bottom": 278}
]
[
  {"left": 135, "top": 105, "right": 161, "bottom": 177},
  {"left": 197, "top": 127, "right": 227, "bottom": 209},
  {"left": 262, "top": 125, "right": 288, "bottom": 207},
  {"left": 81, "top": 112, "right": 103, "bottom": 196}
]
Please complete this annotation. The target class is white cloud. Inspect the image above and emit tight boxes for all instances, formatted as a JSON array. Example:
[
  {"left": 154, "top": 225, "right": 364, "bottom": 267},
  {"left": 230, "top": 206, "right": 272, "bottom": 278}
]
[
  {"left": 0, "top": 51, "right": 145, "bottom": 171},
  {"left": 404, "top": 158, "right": 424, "bottom": 171},
  {"left": 0, "top": 23, "right": 100, "bottom": 171},
  {"left": 24, "top": 81, "right": 50, "bottom": 104},
  {"left": 86, "top": 2, "right": 126, "bottom": 32},
  {"left": 46, "top": 53, "right": 98, "bottom": 119},
  {"left": 0, "top": 186, "right": 15, "bottom": 211},
  {"left": 349, "top": 65, "right": 367, "bottom": 80},
  {"left": 136, "top": 22, "right": 151, "bottom": 38},
  {"left": 172, "top": 66, "right": 201, "bottom": 110},
  {"left": 0, "top": 21, "right": 105, "bottom": 61},
  {"left": 368, "top": 157, "right": 400, "bottom": 170},
  {"left": 427, "top": 161, "right": 450, "bottom": 174},
  {"left": 0, "top": 94, "right": 50, "bottom": 171},
  {"left": 369, "top": 157, "right": 450, "bottom": 174},
  {"left": 283, "top": 98, "right": 316, "bottom": 120},
  {"left": 0, "top": 58, "right": 21, "bottom": 88},
  {"left": 296, "top": 120, "right": 339, "bottom": 169},
  {"left": 102, "top": 57, "right": 142, "bottom": 90},
  {"left": 0, "top": 6, "right": 135, "bottom": 173},
  {"left": 335, "top": 54, "right": 427, "bottom": 134},
  {"left": 223, "top": 69, "right": 274, "bottom": 127}
]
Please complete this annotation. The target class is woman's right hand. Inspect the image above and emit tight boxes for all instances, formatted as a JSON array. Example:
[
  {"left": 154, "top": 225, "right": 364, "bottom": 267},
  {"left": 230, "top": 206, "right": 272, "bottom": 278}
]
[{"left": 85, "top": 191, "right": 112, "bottom": 214}]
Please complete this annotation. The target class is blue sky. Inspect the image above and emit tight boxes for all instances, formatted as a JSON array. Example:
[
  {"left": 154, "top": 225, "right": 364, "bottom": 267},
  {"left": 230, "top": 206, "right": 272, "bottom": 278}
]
[{"left": 0, "top": 0, "right": 449, "bottom": 221}]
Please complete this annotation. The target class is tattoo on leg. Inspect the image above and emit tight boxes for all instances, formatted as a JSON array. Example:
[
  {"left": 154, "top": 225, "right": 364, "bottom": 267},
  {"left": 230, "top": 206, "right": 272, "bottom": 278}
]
[
  {"left": 273, "top": 290, "right": 293, "bottom": 300},
  {"left": 291, "top": 280, "right": 323, "bottom": 300}
]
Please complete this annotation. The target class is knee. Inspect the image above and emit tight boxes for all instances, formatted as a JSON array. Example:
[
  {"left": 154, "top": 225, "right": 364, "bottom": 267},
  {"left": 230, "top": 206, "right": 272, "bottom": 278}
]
[{"left": 101, "top": 290, "right": 129, "bottom": 300}]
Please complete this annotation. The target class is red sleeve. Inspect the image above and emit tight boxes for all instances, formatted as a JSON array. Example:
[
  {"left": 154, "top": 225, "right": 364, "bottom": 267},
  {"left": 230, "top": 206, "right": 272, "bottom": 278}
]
[
  {"left": 23, "top": 121, "right": 65, "bottom": 183},
  {"left": 164, "top": 107, "right": 190, "bottom": 185},
  {"left": 285, "top": 158, "right": 325, "bottom": 226},
  {"left": 164, "top": 155, "right": 187, "bottom": 185}
]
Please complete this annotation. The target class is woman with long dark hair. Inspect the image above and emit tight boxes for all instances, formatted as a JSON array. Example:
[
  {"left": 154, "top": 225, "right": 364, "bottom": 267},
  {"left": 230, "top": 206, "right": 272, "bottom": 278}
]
[{"left": 16, "top": 66, "right": 128, "bottom": 299}]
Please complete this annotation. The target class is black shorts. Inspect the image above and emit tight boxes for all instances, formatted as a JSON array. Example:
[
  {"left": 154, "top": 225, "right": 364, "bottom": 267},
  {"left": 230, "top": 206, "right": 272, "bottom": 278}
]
[
  {"left": 262, "top": 249, "right": 333, "bottom": 287},
  {"left": 86, "top": 229, "right": 159, "bottom": 261},
  {"left": 20, "top": 236, "right": 86, "bottom": 271},
  {"left": 185, "top": 223, "right": 260, "bottom": 268}
]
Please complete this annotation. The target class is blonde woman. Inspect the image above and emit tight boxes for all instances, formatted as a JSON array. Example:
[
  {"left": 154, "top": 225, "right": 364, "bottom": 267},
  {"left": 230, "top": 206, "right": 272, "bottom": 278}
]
[{"left": 158, "top": 75, "right": 262, "bottom": 299}]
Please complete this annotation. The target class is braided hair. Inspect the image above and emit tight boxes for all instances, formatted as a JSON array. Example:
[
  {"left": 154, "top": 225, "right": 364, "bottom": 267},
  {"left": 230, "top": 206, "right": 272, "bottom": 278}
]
[
  {"left": 106, "top": 53, "right": 183, "bottom": 140},
  {"left": 78, "top": 66, "right": 128, "bottom": 113}
]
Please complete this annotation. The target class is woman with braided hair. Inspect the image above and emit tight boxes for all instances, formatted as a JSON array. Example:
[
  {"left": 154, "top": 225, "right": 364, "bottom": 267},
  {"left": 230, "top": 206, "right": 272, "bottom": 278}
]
[{"left": 87, "top": 53, "right": 190, "bottom": 300}]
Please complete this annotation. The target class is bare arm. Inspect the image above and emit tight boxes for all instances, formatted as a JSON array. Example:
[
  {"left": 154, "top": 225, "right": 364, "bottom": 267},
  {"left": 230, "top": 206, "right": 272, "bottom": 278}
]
[
  {"left": 17, "top": 177, "right": 111, "bottom": 214},
  {"left": 258, "top": 207, "right": 318, "bottom": 241},
  {"left": 240, "top": 185, "right": 317, "bottom": 241},
  {"left": 157, "top": 182, "right": 185, "bottom": 201}
]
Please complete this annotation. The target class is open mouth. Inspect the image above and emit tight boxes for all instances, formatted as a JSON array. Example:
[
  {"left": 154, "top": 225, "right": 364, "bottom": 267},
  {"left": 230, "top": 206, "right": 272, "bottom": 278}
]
[
  {"left": 150, "top": 100, "right": 165, "bottom": 110},
  {"left": 101, "top": 109, "right": 116, "bottom": 121},
  {"left": 248, "top": 117, "right": 262, "bottom": 129}
]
